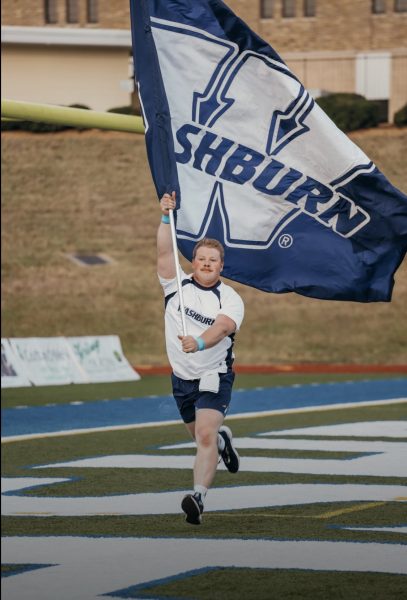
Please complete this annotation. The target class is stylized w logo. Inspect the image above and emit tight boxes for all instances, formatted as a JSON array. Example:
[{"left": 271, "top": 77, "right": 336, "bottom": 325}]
[{"left": 148, "top": 17, "right": 371, "bottom": 249}]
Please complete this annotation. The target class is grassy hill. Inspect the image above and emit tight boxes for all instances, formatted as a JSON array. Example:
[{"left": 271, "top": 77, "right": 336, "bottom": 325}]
[{"left": 1, "top": 127, "right": 406, "bottom": 366}]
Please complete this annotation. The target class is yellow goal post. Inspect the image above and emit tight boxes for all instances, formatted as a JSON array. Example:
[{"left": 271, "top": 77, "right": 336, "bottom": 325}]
[{"left": 1, "top": 99, "right": 145, "bottom": 134}]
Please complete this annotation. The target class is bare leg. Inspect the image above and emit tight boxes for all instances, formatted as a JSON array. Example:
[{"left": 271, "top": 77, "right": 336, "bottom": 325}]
[
  {"left": 193, "top": 408, "right": 224, "bottom": 489},
  {"left": 184, "top": 421, "right": 195, "bottom": 440}
]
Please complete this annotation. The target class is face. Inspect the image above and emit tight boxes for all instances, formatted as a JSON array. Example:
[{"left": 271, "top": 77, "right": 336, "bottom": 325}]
[{"left": 192, "top": 246, "right": 223, "bottom": 287}]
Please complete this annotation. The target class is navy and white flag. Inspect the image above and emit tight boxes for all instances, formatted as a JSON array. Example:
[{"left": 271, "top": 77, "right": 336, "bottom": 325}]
[{"left": 130, "top": 0, "right": 407, "bottom": 302}]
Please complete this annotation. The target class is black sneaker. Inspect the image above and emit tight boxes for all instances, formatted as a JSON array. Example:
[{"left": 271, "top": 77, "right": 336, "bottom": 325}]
[
  {"left": 181, "top": 493, "right": 204, "bottom": 525},
  {"left": 218, "top": 425, "right": 240, "bottom": 473}
]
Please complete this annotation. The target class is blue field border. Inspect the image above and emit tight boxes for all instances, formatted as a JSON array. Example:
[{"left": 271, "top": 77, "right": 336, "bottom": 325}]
[{"left": 1, "top": 378, "right": 406, "bottom": 439}]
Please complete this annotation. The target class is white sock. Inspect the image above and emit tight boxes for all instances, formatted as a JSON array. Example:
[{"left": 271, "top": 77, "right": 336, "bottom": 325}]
[
  {"left": 194, "top": 485, "right": 207, "bottom": 498},
  {"left": 217, "top": 433, "right": 225, "bottom": 452}
]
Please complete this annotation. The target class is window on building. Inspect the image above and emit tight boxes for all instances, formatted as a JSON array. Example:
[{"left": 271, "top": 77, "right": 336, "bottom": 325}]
[
  {"left": 87, "top": 0, "right": 98, "bottom": 23},
  {"left": 283, "top": 0, "right": 296, "bottom": 18},
  {"left": 394, "top": 0, "right": 407, "bottom": 12},
  {"left": 66, "top": 0, "right": 79, "bottom": 23},
  {"left": 303, "top": 0, "right": 316, "bottom": 17},
  {"left": 44, "top": 0, "right": 58, "bottom": 23},
  {"left": 372, "top": 0, "right": 386, "bottom": 13},
  {"left": 261, "top": 0, "right": 274, "bottom": 18}
]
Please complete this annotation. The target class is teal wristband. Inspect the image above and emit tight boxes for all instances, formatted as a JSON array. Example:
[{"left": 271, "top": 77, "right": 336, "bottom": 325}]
[
  {"left": 161, "top": 214, "right": 170, "bottom": 224},
  {"left": 194, "top": 336, "right": 206, "bottom": 351}
]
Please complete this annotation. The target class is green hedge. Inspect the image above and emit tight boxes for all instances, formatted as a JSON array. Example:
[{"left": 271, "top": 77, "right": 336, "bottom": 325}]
[
  {"left": 1, "top": 104, "right": 90, "bottom": 133},
  {"left": 107, "top": 105, "right": 139, "bottom": 116},
  {"left": 316, "top": 93, "right": 381, "bottom": 132},
  {"left": 394, "top": 103, "right": 407, "bottom": 127},
  {"left": 107, "top": 105, "right": 141, "bottom": 117}
]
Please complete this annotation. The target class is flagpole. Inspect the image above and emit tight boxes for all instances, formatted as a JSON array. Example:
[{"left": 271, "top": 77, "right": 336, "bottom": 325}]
[{"left": 169, "top": 208, "right": 188, "bottom": 336}]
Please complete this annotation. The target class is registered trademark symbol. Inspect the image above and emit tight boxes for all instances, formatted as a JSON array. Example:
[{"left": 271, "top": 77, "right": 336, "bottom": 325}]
[{"left": 278, "top": 234, "right": 293, "bottom": 248}]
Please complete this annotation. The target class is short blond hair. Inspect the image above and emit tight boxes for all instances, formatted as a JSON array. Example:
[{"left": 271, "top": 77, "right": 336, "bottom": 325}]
[{"left": 192, "top": 238, "right": 224, "bottom": 262}]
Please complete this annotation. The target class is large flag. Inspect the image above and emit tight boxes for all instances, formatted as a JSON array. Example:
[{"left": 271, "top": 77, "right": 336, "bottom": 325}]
[{"left": 130, "top": 0, "right": 407, "bottom": 302}]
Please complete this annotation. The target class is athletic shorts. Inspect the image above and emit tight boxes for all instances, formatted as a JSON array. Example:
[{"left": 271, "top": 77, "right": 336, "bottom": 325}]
[{"left": 171, "top": 371, "right": 235, "bottom": 423}]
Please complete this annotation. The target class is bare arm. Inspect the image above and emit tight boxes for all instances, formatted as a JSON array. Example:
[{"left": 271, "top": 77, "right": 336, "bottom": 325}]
[
  {"left": 178, "top": 313, "right": 236, "bottom": 353},
  {"left": 157, "top": 191, "right": 177, "bottom": 279}
]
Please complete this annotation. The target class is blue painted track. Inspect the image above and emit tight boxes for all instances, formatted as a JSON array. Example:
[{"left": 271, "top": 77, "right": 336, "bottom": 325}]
[{"left": 2, "top": 378, "right": 406, "bottom": 438}]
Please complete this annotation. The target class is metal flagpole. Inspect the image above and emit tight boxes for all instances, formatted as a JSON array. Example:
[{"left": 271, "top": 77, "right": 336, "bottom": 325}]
[{"left": 168, "top": 208, "right": 188, "bottom": 336}]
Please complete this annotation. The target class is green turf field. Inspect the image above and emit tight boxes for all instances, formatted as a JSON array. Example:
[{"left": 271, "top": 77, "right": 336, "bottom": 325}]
[
  {"left": 123, "top": 568, "right": 406, "bottom": 600},
  {"left": 2, "top": 375, "right": 406, "bottom": 598}
]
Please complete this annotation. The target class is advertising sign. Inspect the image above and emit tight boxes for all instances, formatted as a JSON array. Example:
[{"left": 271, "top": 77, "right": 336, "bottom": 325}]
[
  {"left": 1, "top": 338, "right": 32, "bottom": 388},
  {"left": 67, "top": 335, "right": 140, "bottom": 383},
  {"left": 9, "top": 337, "right": 86, "bottom": 386}
]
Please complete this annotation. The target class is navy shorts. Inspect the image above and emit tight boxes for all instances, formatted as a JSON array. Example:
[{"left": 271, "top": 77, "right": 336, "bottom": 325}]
[{"left": 171, "top": 371, "right": 235, "bottom": 424}]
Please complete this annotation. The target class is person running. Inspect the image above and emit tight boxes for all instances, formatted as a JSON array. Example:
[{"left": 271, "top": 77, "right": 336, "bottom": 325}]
[{"left": 157, "top": 192, "right": 245, "bottom": 525}]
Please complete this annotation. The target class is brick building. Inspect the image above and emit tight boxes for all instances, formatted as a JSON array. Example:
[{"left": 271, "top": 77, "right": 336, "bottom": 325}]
[{"left": 2, "top": 0, "right": 407, "bottom": 119}]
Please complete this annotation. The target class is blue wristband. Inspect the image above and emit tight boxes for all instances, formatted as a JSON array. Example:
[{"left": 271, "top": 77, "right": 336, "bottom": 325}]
[
  {"left": 194, "top": 336, "right": 206, "bottom": 351},
  {"left": 161, "top": 214, "right": 170, "bottom": 224}
]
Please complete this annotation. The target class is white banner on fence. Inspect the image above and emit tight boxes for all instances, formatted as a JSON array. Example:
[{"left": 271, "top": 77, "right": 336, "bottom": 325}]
[
  {"left": 8, "top": 337, "right": 87, "bottom": 387},
  {"left": 1, "top": 338, "right": 32, "bottom": 388},
  {"left": 2, "top": 336, "right": 140, "bottom": 387},
  {"left": 67, "top": 335, "right": 140, "bottom": 383}
]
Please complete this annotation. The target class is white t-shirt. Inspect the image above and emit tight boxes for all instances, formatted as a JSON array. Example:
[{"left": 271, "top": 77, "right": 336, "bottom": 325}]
[{"left": 159, "top": 269, "right": 244, "bottom": 380}]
